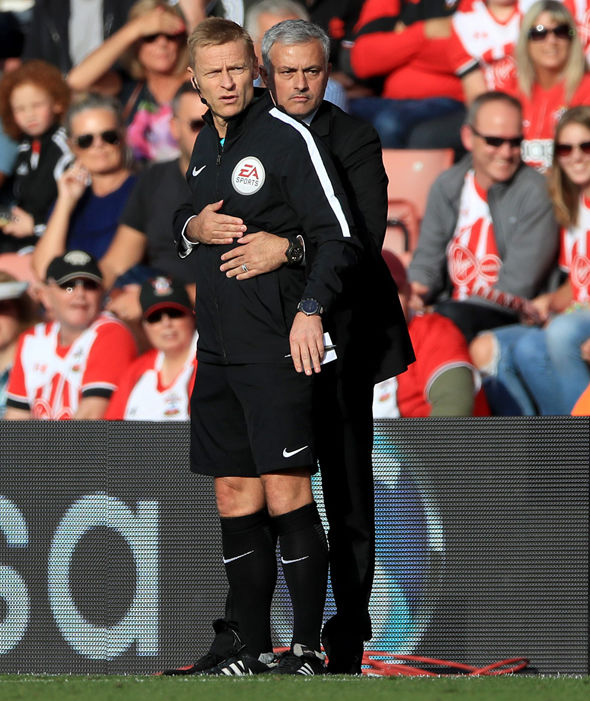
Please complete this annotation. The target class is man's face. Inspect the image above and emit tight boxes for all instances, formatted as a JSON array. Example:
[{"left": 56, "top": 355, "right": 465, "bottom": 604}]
[
  {"left": 190, "top": 40, "right": 257, "bottom": 135},
  {"left": 171, "top": 92, "right": 208, "bottom": 164},
  {"left": 462, "top": 101, "right": 523, "bottom": 190},
  {"left": 263, "top": 40, "right": 330, "bottom": 120}
]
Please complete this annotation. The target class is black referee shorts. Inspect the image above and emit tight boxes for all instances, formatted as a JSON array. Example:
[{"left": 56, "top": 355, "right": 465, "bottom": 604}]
[{"left": 189, "top": 361, "right": 317, "bottom": 477}]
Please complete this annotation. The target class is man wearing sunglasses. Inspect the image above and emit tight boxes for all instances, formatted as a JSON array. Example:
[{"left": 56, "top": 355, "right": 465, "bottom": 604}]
[
  {"left": 4, "top": 250, "right": 136, "bottom": 420},
  {"left": 408, "top": 90, "right": 560, "bottom": 342}
]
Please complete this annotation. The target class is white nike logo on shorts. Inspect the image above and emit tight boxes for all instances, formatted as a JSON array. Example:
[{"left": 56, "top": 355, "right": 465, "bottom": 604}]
[
  {"left": 222, "top": 549, "right": 254, "bottom": 564},
  {"left": 283, "top": 445, "right": 308, "bottom": 458},
  {"left": 281, "top": 555, "right": 309, "bottom": 565},
  {"left": 192, "top": 164, "right": 206, "bottom": 177}
]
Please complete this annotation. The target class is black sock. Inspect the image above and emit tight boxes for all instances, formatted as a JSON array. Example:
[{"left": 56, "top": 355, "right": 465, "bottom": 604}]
[
  {"left": 220, "top": 508, "right": 277, "bottom": 656},
  {"left": 273, "top": 502, "right": 328, "bottom": 652}
]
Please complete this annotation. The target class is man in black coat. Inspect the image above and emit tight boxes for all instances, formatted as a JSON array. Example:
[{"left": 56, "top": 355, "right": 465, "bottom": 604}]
[{"left": 184, "top": 19, "right": 413, "bottom": 674}]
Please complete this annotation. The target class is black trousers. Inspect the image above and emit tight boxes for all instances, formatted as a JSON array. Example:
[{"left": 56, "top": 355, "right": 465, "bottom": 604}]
[{"left": 313, "top": 361, "right": 375, "bottom": 639}]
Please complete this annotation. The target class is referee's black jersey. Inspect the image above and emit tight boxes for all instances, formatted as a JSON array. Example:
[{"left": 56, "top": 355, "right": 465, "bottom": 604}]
[{"left": 174, "top": 90, "right": 361, "bottom": 365}]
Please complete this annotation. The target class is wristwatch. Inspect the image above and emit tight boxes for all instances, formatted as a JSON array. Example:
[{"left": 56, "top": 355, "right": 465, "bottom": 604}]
[
  {"left": 297, "top": 298, "right": 323, "bottom": 316},
  {"left": 285, "top": 235, "right": 305, "bottom": 266}
]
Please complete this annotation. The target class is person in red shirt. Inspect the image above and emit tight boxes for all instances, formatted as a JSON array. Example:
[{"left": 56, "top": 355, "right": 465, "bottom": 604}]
[
  {"left": 375, "top": 250, "right": 489, "bottom": 416},
  {"left": 106, "top": 276, "right": 197, "bottom": 420},
  {"left": 348, "top": 0, "right": 483, "bottom": 149},
  {"left": 451, "top": 0, "right": 521, "bottom": 92},
  {"left": 509, "top": 0, "right": 590, "bottom": 170},
  {"left": 4, "top": 250, "right": 137, "bottom": 419}
]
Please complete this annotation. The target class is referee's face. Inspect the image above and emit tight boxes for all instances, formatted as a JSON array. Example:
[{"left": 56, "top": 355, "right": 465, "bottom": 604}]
[{"left": 191, "top": 40, "right": 258, "bottom": 137}]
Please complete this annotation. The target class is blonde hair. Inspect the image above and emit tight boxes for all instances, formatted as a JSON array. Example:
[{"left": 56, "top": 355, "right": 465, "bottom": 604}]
[
  {"left": 123, "top": 0, "right": 189, "bottom": 80},
  {"left": 548, "top": 106, "right": 590, "bottom": 228},
  {"left": 515, "top": 0, "right": 585, "bottom": 102},
  {"left": 187, "top": 17, "right": 256, "bottom": 71}
]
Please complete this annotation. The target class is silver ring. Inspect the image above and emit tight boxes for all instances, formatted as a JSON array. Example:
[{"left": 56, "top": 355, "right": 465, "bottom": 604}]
[{"left": 241, "top": 263, "right": 248, "bottom": 273}]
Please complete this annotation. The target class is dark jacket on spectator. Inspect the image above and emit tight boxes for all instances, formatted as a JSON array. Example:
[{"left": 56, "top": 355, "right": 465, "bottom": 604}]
[{"left": 22, "top": 0, "right": 135, "bottom": 74}]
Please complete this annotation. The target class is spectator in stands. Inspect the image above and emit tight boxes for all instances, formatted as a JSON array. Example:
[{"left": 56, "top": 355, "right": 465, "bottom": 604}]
[
  {"left": 470, "top": 105, "right": 590, "bottom": 414},
  {"left": 106, "top": 276, "right": 196, "bottom": 420},
  {"left": 374, "top": 250, "right": 489, "bottom": 417},
  {"left": 99, "top": 82, "right": 204, "bottom": 323},
  {"left": 0, "top": 271, "right": 36, "bottom": 418},
  {"left": 21, "top": 0, "right": 136, "bottom": 76},
  {"left": 4, "top": 250, "right": 136, "bottom": 420},
  {"left": 506, "top": 0, "right": 590, "bottom": 171},
  {"left": 408, "top": 91, "right": 559, "bottom": 343},
  {"left": 451, "top": 0, "right": 521, "bottom": 93},
  {"left": 31, "top": 93, "right": 137, "bottom": 282},
  {"left": 348, "top": 0, "right": 485, "bottom": 150},
  {"left": 0, "top": 60, "right": 72, "bottom": 253},
  {"left": 245, "top": 0, "right": 348, "bottom": 111},
  {"left": 67, "top": 0, "right": 188, "bottom": 164}
]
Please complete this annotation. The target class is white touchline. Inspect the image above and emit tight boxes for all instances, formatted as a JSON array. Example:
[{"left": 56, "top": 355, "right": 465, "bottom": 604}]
[
  {"left": 281, "top": 555, "right": 310, "bottom": 565},
  {"left": 282, "top": 445, "right": 308, "bottom": 458},
  {"left": 192, "top": 164, "right": 206, "bottom": 177},
  {"left": 223, "top": 549, "right": 254, "bottom": 564}
]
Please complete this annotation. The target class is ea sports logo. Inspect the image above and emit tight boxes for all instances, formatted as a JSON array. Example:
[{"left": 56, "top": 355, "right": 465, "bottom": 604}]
[{"left": 232, "top": 157, "right": 265, "bottom": 195}]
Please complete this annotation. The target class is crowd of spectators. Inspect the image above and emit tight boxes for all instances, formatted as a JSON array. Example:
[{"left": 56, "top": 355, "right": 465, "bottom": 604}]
[{"left": 0, "top": 0, "right": 589, "bottom": 418}]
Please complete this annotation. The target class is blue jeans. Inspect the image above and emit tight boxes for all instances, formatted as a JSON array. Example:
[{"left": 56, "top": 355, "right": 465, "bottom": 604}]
[
  {"left": 482, "top": 325, "right": 543, "bottom": 415},
  {"left": 542, "top": 310, "right": 590, "bottom": 412},
  {"left": 484, "top": 312, "right": 590, "bottom": 415},
  {"left": 348, "top": 97, "right": 464, "bottom": 148}
]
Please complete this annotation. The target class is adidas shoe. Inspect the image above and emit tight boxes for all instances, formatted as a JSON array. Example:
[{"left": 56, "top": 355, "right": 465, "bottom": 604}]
[
  {"left": 207, "top": 651, "right": 277, "bottom": 676},
  {"left": 158, "top": 618, "right": 243, "bottom": 675},
  {"left": 269, "top": 643, "right": 326, "bottom": 675}
]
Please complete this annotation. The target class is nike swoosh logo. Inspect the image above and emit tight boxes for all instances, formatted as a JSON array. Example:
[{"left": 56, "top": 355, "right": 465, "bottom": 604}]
[
  {"left": 192, "top": 164, "right": 206, "bottom": 178},
  {"left": 282, "top": 445, "right": 308, "bottom": 458},
  {"left": 222, "top": 549, "right": 254, "bottom": 564},
  {"left": 281, "top": 555, "right": 309, "bottom": 565}
]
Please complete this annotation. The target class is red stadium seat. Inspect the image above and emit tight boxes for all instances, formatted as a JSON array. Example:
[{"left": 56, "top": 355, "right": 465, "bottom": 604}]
[{"left": 381, "top": 148, "right": 454, "bottom": 261}]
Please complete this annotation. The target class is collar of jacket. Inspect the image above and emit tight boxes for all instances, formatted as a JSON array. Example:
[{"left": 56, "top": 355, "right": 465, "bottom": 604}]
[{"left": 201, "top": 88, "right": 275, "bottom": 145}]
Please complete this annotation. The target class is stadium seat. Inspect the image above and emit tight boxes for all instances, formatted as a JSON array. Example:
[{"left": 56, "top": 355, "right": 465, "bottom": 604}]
[{"left": 381, "top": 148, "right": 454, "bottom": 261}]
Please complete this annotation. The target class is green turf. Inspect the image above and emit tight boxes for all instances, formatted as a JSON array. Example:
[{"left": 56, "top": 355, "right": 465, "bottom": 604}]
[{"left": 0, "top": 675, "right": 588, "bottom": 701}]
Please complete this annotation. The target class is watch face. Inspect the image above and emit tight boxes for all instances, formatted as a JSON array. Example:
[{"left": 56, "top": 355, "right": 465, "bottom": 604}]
[
  {"left": 300, "top": 298, "right": 320, "bottom": 315},
  {"left": 287, "top": 242, "right": 304, "bottom": 264}
]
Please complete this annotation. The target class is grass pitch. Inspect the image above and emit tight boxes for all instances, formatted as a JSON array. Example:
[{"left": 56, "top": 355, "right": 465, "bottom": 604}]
[{"left": 0, "top": 674, "right": 588, "bottom": 701}]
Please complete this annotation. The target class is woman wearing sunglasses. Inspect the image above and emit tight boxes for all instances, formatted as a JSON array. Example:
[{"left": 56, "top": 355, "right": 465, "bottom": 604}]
[
  {"left": 31, "top": 93, "right": 136, "bottom": 283},
  {"left": 507, "top": 0, "right": 590, "bottom": 171},
  {"left": 105, "top": 276, "right": 197, "bottom": 420},
  {"left": 470, "top": 106, "right": 590, "bottom": 414},
  {"left": 67, "top": 0, "right": 188, "bottom": 164}
]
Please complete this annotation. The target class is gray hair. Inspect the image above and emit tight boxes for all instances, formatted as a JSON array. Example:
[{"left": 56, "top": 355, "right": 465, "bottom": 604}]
[
  {"left": 465, "top": 91, "right": 522, "bottom": 128},
  {"left": 261, "top": 19, "right": 330, "bottom": 73},
  {"left": 245, "top": 0, "right": 309, "bottom": 40},
  {"left": 65, "top": 92, "right": 124, "bottom": 136}
]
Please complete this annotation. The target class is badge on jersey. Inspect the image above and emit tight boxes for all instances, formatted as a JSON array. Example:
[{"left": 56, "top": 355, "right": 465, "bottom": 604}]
[{"left": 232, "top": 157, "right": 265, "bottom": 195}]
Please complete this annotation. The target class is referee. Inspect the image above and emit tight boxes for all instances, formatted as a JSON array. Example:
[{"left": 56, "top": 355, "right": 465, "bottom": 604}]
[{"left": 173, "top": 18, "right": 361, "bottom": 676}]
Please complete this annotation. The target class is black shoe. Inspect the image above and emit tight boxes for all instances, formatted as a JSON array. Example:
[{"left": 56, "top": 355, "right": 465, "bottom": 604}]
[
  {"left": 207, "top": 651, "right": 277, "bottom": 676},
  {"left": 321, "top": 615, "right": 364, "bottom": 674},
  {"left": 269, "top": 643, "right": 326, "bottom": 675},
  {"left": 159, "top": 618, "right": 243, "bottom": 675}
]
